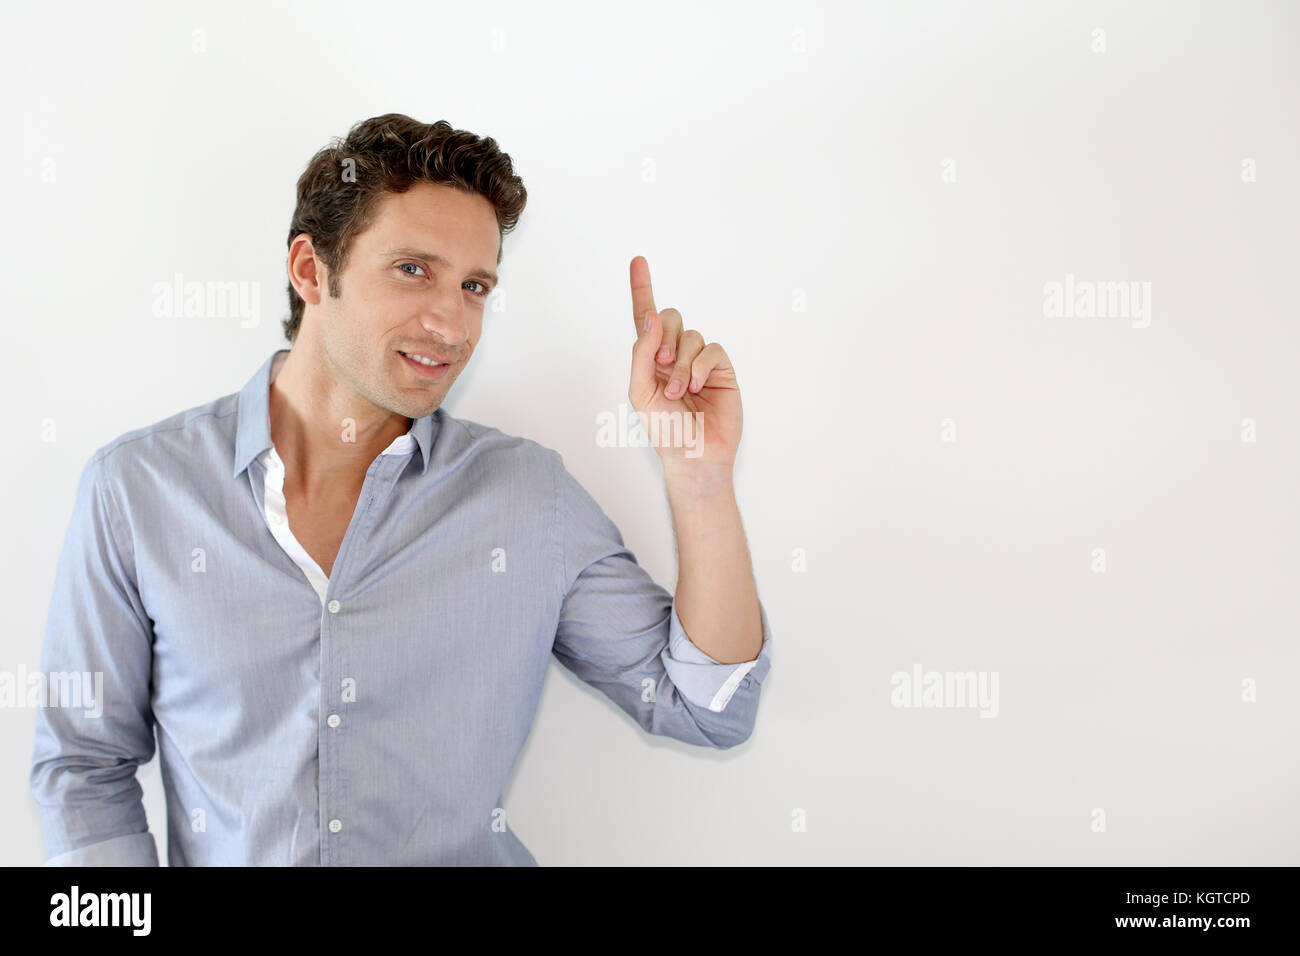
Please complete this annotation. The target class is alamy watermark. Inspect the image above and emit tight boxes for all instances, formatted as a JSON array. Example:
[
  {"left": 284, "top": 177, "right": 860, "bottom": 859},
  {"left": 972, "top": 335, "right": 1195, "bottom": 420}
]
[
  {"left": 596, "top": 402, "right": 704, "bottom": 458},
  {"left": 151, "top": 272, "right": 260, "bottom": 328},
  {"left": 1043, "top": 273, "right": 1151, "bottom": 328},
  {"left": 890, "top": 663, "right": 999, "bottom": 718},
  {"left": 1, "top": 666, "right": 102, "bottom": 717},
  {"left": 50, "top": 886, "right": 150, "bottom": 936}
]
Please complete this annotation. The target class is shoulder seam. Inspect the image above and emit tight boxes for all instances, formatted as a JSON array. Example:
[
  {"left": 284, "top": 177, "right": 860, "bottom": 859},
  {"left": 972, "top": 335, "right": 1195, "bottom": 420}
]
[
  {"left": 91, "top": 455, "right": 139, "bottom": 592},
  {"left": 551, "top": 449, "right": 564, "bottom": 591},
  {"left": 89, "top": 401, "right": 238, "bottom": 467}
]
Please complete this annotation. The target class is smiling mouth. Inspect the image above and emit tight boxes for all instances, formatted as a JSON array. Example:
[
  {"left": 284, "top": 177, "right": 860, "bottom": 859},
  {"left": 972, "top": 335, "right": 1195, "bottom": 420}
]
[
  {"left": 398, "top": 350, "right": 453, "bottom": 381},
  {"left": 399, "top": 350, "right": 451, "bottom": 367}
]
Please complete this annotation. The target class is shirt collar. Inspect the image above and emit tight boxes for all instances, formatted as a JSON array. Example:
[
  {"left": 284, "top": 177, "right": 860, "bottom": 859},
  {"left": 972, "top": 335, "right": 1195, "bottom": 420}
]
[{"left": 233, "top": 348, "right": 438, "bottom": 478}]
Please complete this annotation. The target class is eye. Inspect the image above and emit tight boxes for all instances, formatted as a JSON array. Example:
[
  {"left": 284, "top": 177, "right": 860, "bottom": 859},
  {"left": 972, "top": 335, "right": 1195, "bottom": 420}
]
[
  {"left": 397, "top": 262, "right": 426, "bottom": 277},
  {"left": 464, "top": 280, "right": 490, "bottom": 297}
]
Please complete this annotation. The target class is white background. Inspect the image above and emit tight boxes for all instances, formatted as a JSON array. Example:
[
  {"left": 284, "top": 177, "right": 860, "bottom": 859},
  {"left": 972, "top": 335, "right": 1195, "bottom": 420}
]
[{"left": 3, "top": 0, "right": 1297, "bottom": 865}]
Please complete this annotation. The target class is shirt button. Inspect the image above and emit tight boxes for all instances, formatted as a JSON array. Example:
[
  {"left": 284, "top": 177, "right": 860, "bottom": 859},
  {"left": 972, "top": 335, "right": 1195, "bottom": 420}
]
[
  {"left": 327, "top": 713, "right": 341, "bottom": 728},
  {"left": 328, "top": 600, "right": 341, "bottom": 613},
  {"left": 328, "top": 819, "right": 342, "bottom": 833},
  {"left": 269, "top": 513, "right": 284, "bottom": 526}
]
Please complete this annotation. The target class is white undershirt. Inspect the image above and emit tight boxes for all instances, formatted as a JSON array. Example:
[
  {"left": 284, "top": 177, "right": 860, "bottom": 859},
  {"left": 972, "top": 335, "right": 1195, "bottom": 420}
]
[{"left": 259, "top": 354, "right": 417, "bottom": 603}]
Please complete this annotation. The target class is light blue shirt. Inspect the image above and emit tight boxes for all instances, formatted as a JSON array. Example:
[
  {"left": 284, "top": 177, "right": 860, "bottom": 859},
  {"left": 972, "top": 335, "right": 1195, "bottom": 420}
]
[{"left": 29, "top": 348, "right": 773, "bottom": 865}]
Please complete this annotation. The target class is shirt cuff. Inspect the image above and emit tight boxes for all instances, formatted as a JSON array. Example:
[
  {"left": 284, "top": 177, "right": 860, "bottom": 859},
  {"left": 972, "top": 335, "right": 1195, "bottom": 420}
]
[
  {"left": 44, "top": 831, "right": 159, "bottom": 867},
  {"left": 661, "top": 599, "right": 773, "bottom": 713}
]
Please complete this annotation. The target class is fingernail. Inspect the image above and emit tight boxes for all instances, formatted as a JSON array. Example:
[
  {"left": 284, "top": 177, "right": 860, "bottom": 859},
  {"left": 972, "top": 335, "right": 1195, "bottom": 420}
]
[
  {"left": 689, "top": 375, "right": 700, "bottom": 392},
  {"left": 667, "top": 379, "right": 681, "bottom": 397},
  {"left": 643, "top": 310, "right": 652, "bottom": 333},
  {"left": 657, "top": 346, "right": 671, "bottom": 363}
]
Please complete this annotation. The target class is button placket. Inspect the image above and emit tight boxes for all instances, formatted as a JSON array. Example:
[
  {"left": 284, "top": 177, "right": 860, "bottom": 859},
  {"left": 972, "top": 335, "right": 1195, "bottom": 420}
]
[
  {"left": 317, "top": 458, "right": 398, "bottom": 866},
  {"left": 318, "top": 454, "right": 412, "bottom": 864}
]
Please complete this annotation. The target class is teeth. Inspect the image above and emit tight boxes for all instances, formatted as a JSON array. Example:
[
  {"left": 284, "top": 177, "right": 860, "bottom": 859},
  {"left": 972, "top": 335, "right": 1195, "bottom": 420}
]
[{"left": 403, "top": 352, "right": 445, "bottom": 367}]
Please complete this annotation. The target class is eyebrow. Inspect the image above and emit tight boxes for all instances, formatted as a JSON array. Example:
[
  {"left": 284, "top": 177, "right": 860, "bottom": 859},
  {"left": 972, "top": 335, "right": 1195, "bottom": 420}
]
[{"left": 378, "top": 247, "right": 498, "bottom": 287}]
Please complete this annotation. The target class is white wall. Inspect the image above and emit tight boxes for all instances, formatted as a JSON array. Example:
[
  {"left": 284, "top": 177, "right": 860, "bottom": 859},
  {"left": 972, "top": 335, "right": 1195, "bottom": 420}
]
[{"left": 3, "top": 0, "right": 1297, "bottom": 865}]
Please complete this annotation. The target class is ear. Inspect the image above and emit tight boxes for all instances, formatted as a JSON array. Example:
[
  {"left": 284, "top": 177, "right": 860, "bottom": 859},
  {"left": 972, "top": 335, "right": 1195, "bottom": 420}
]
[{"left": 287, "top": 233, "right": 326, "bottom": 307}]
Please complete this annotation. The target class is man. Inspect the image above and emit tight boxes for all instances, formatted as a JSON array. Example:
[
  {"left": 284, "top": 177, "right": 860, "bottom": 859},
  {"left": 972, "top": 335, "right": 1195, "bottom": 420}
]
[{"left": 29, "top": 113, "right": 773, "bottom": 866}]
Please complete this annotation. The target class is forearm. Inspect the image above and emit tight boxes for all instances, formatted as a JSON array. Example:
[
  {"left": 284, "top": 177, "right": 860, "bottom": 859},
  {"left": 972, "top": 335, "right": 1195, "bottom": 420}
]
[{"left": 664, "top": 463, "right": 762, "bottom": 665}]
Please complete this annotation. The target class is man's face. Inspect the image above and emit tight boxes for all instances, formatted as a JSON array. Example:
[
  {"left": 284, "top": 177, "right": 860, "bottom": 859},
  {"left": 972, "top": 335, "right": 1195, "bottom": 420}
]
[{"left": 313, "top": 181, "right": 500, "bottom": 419}]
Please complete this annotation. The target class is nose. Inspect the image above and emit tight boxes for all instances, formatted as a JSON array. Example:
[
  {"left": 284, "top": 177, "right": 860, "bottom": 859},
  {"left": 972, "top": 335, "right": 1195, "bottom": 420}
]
[{"left": 417, "top": 285, "right": 470, "bottom": 348}]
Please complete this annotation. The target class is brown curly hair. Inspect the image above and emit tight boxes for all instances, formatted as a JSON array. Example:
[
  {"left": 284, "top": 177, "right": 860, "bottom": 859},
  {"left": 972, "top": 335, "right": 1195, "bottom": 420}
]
[{"left": 283, "top": 113, "right": 527, "bottom": 343}]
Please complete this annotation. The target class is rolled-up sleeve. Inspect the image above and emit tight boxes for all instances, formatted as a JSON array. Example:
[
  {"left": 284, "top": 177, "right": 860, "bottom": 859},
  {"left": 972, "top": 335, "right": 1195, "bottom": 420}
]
[
  {"left": 663, "top": 599, "right": 772, "bottom": 713},
  {"left": 549, "top": 452, "right": 772, "bottom": 749},
  {"left": 29, "top": 449, "right": 160, "bottom": 865}
]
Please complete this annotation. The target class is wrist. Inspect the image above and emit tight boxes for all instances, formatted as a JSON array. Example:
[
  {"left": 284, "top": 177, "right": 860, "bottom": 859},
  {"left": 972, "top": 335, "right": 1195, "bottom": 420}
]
[{"left": 662, "top": 459, "right": 736, "bottom": 500}]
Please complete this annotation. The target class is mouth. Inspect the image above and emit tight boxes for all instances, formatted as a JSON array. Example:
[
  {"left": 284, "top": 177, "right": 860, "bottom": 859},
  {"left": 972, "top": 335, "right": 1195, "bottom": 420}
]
[{"left": 399, "top": 350, "right": 452, "bottom": 380}]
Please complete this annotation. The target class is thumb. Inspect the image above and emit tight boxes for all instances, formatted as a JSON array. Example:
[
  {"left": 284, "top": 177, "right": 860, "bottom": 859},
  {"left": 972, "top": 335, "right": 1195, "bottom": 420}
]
[{"left": 629, "top": 308, "right": 663, "bottom": 408}]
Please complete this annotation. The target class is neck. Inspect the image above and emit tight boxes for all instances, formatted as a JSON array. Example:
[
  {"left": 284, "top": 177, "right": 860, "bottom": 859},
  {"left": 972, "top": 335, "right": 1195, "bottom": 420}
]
[{"left": 268, "top": 346, "right": 411, "bottom": 496}]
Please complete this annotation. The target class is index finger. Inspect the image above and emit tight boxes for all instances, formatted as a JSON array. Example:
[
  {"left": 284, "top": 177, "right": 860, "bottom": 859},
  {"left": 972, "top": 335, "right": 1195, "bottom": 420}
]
[{"left": 629, "top": 255, "right": 657, "bottom": 333}]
